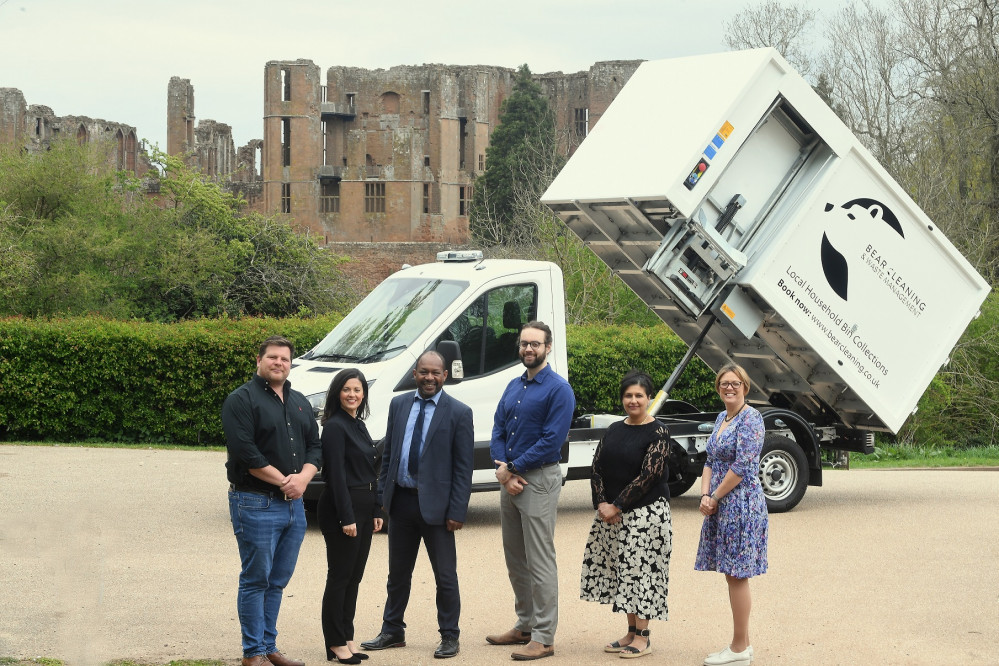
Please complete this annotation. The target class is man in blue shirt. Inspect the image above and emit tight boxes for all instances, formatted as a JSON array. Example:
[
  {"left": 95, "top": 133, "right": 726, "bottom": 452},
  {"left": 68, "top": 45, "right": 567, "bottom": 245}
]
[{"left": 486, "top": 321, "right": 575, "bottom": 661}]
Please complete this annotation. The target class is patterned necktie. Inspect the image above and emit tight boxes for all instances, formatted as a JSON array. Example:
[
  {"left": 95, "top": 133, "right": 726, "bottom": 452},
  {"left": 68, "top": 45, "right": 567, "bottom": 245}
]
[{"left": 408, "top": 398, "right": 428, "bottom": 476}]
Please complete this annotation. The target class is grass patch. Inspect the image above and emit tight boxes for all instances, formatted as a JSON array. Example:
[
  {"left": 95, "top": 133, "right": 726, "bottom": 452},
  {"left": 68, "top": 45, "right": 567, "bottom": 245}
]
[
  {"left": 848, "top": 445, "right": 999, "bottom": 469},
  {"left": 0, "top": 657, "right": 239, "bottom": 666}
]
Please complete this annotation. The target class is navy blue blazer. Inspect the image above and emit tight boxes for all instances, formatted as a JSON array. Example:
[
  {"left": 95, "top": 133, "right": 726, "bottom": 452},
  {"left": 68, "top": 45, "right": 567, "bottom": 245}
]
[{"left": 378, "top": 390, "right": 474, "bottom": 525}]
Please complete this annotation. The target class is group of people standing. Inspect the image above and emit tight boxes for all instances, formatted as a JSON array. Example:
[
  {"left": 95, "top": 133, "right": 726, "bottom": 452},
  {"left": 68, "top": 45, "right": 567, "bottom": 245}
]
[{"left": 221, "top": 329, "right": 768, "bottom": 666}]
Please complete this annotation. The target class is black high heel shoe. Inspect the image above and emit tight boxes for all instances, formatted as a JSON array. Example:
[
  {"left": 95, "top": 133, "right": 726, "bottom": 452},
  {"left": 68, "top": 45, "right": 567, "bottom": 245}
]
[
  {"left": 351, "top": 653, "right": 368, "bottom": 661},
  {"left": 326, "top": 647, "right": 361, "bottom": 664}
]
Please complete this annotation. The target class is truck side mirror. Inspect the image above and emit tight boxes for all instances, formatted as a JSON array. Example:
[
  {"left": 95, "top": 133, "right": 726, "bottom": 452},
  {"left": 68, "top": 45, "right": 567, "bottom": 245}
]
[{"left": 436, "top": 340, "right": 464, "bottom": 384}]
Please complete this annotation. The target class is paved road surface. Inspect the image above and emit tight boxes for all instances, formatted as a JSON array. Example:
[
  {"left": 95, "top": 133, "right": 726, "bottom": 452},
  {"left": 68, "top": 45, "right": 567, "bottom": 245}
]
[{"left": 0, "top": 445, "right": 996, "bottom": 665}]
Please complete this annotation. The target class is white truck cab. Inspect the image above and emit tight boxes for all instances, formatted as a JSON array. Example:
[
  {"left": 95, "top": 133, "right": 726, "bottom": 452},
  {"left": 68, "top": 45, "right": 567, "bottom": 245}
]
[{"left": 289, "top": 251, "right": 570, "bottom": 493}]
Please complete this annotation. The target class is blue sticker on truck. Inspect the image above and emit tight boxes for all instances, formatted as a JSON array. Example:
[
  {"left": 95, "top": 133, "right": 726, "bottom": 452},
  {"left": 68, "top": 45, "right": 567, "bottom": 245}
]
[{"left": 683, "top": 123, "right": 734, "bottom": 191}]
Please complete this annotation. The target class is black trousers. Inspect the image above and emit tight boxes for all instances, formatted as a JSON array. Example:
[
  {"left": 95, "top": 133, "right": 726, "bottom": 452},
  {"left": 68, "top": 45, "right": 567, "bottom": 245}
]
[
  {"left": 381, "top": 487, "right": 460, "bottom": 638},
  {"left": 319, "top": 487, "right": 377, "bottom": 647}
]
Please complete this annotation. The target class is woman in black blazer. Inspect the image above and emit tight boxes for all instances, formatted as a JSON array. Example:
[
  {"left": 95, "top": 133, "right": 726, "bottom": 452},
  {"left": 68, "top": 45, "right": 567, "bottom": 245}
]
[{"left": 319, "top": 368, "right": 383, "bottom": 664}]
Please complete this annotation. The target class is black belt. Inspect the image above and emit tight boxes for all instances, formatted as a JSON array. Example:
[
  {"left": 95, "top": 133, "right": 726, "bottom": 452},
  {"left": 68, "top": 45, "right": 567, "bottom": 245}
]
[
  {"left": 230, "top": 483, "right": 291, "bottom": 500},
  {"left": 525, "top": 461, "right": 560, "bottom": 471},
  {"left": 349, "top": 482, "right": 377, "bottom": 491}
]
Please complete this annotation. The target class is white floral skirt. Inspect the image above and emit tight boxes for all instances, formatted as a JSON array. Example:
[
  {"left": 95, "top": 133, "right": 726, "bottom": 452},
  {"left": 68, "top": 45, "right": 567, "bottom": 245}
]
[{"left": 579, "top": 498, "right": 671, "bottom": 620}]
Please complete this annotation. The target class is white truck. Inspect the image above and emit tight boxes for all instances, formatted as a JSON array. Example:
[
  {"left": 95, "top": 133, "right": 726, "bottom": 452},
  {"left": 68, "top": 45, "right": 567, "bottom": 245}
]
[{"left": 291, "top": 48, "right": 989, "bottom": 512}]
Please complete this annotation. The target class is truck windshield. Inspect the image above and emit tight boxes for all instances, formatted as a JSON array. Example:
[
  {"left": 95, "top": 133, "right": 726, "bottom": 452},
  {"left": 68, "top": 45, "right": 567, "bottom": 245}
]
[{"left": 305, "top": 276, "right": 468, "bottom": 363}]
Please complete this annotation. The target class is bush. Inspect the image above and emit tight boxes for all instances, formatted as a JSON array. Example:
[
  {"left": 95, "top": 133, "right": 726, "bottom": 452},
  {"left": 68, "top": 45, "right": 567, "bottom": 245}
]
[
  {"left": 0, "top": 318, "right": 720, "bottom": 446},
  {"left": 0, "top": 316, "right": 339, "bottom": 446},
  {"left": 567, "top": 324, "right": 719, "bottom": 414}
]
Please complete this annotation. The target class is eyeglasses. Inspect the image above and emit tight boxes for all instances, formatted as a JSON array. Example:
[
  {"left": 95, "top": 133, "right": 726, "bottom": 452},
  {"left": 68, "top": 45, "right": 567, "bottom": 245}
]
[
  {"left": 719, "top": 381, "right": 743, "bottom": 389},
  {"left": 518, "top": 340, "right": 544, "bottom": 350}
]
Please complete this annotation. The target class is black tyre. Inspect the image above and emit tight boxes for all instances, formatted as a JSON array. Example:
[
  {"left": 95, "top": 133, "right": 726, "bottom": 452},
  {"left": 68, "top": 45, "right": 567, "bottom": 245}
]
[
  {"left": 668, "top": 473, "right": 698, "bottom": 498},
  {"left": 758, "top": 434, "right": 808, "bottom": 513}
]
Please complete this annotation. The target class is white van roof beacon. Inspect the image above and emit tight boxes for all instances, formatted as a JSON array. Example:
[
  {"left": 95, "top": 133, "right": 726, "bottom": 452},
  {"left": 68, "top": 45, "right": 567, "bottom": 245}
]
[{"left": 436, "top": 250, "right": 484, "bottom": 262}]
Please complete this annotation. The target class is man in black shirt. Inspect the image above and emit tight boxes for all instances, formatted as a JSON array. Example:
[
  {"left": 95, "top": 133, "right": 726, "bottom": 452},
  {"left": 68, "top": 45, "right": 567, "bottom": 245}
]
[{"left": 222, "top": 335, "right": 321, "bottom": 666}]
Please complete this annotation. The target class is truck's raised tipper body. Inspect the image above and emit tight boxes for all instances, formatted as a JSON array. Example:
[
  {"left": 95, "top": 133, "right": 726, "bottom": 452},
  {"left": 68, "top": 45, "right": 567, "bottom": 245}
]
[
  {"left": 542, "top": 47, "right": 989, "bottom": 437},
  {"left": 291, "top": 49, "right": 988, "bottom": 513}
]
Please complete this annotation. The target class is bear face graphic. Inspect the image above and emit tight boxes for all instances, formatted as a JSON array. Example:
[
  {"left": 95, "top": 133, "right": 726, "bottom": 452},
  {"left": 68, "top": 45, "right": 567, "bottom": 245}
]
[{"left": 821, "top": 198, "right": 904, "bottom": 301}]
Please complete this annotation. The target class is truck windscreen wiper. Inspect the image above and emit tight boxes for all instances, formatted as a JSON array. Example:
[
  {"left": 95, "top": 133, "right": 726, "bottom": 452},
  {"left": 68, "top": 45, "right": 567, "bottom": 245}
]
[
  {"left": 358, "top": 345, "right": 408, "bottom": 363},
  {"left": 307, "top": 353, "right": 361, "bottom": 361}
]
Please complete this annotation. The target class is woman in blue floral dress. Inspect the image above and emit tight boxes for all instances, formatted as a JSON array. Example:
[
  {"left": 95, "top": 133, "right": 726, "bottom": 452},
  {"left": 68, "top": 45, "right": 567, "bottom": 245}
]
[{"left": 695, "top": 363, "right": 767, "bottom": 666}]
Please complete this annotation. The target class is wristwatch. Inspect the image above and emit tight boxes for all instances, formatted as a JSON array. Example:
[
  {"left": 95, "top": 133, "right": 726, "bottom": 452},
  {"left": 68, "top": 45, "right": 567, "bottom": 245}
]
[{"left": 506, "top": 461, "right": 518, "bottom": 475}]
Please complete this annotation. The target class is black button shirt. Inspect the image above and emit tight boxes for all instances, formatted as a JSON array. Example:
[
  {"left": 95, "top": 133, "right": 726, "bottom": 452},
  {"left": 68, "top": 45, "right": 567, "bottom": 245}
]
[{"left": 222, "top": 374, "right": 322, "bottom": 492}]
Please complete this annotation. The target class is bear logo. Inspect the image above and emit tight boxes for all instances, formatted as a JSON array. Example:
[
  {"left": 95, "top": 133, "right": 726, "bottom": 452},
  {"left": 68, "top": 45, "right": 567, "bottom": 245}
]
[{"left": 821, "top": 198, "right": 904, "bottom": 301}]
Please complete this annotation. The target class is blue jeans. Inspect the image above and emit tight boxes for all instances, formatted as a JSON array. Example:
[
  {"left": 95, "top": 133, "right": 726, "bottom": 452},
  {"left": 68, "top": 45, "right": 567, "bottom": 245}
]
[{"left": 229, "top": 490, "right": 307, "bottom": 658}]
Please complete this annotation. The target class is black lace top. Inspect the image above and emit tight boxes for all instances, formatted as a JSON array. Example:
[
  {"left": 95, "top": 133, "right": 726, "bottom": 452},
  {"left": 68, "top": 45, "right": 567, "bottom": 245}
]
[{"left": 591, "top": 419, "right": 670, "bottom": 511}]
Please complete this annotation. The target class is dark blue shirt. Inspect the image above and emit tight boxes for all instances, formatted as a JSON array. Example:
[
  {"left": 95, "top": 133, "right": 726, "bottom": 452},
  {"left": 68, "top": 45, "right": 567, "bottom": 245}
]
[{"left": 490, "top": 364, "right": 575, "bottom": 471}]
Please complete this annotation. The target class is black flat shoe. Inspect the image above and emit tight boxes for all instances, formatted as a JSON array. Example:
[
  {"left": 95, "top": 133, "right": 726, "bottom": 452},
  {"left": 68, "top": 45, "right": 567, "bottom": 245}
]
[{"left": 360, "top": 632, "right": 406, "bottom": 650}]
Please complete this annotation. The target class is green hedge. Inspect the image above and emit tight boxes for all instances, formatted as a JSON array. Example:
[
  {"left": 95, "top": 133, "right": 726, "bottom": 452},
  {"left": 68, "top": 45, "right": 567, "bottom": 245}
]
[
  {"left": 0, "top": 316, "right": 339, "bottom": 446},
  {"left": 0, "top": 318, "right": 719, "bottom": 446},
  {"left": 567, "top": 324, "right": 719, "bottom": 414}
]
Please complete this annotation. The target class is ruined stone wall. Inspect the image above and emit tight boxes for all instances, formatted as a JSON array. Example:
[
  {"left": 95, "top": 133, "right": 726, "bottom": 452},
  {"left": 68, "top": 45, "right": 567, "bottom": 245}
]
[
  {"left": 0, "top": 88, "right": 27, "bottom": 146},
  {"left": 260, "top": 60, "right": 639, "bottom": 247},
  {"left": 327, "top": 241, "right": 472, "bottom": 293},
  {"left": 0, "top": 89, "right": 149, "bottom": 175},
  {"left": 262, "top": 60, "right": 323, "bottom": 235},
  {"left": 193, "top": 119, "right": 236, "bottom": 179},
  {"left": 167, "top": 77, "right": 195, "bottom": 158}
]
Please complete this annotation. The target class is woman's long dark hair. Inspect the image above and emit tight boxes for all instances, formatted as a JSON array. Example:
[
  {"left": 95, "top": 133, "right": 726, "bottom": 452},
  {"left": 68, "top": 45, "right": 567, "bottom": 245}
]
[{"left": 321, "top": 368, "right": 370, "bottom": 424}]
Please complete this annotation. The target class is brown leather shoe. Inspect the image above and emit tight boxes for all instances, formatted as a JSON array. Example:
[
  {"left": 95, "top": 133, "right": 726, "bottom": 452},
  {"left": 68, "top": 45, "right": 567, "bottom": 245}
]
[
  {"left": 266, "top": 652, "right": 304, "bottom": 666},
  {"left": 511, "top": 641, "right": 554, "bottom": 661},
  {"left": 241, "top": 657, "right": 272, "bottom": 666},
  {"left": 485, "top": 628, "right": 532, "bottom": 645}
]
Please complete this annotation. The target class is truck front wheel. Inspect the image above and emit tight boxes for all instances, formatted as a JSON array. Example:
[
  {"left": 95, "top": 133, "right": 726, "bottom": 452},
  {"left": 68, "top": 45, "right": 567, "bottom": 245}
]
[
  {"left": 758, "top": 434, "right": 808, "bottom": 513},
  {"left": 668, "top": 473, "right": 698, "bottom": 498}
]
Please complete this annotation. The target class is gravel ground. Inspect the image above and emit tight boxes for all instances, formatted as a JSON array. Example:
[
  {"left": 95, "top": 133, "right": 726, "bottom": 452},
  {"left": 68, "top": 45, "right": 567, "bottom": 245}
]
[{"left": 0, "top": 445, "right": 996, "bottom": 665}]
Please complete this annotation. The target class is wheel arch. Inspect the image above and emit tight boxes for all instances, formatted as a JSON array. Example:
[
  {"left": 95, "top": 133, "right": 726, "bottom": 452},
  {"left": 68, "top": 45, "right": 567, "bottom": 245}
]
[{"left": 758, "top": 407, "right": 823, "bottom": 487}]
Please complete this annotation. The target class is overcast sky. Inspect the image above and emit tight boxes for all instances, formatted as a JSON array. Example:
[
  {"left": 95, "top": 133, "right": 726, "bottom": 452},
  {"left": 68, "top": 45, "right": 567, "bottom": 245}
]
[{"left": 0, "top": 0, "right": 859, "bottom": 152}]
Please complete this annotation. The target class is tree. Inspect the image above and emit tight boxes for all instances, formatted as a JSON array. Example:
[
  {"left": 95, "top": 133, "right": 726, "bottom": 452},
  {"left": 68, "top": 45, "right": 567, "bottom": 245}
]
[
  {"left": 724, "top": 0, "right": 818, "bottom": 76},
  {"left": 471, "top": 64, "right": 563, "bottom": 245},
  {"left": 0, "top": 140, "right": 354, "bottom": 320}
]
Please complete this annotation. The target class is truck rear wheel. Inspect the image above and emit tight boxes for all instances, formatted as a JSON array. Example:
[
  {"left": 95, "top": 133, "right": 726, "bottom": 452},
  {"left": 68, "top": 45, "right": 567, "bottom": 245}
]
[{"left": 759, "top": 434, "right": 808, "bottom": 513}]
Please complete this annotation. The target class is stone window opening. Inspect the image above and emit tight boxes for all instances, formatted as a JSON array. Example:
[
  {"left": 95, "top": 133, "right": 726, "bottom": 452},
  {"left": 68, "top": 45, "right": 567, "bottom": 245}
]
[
  {"left": 281, "top": 118, "right": 291, "bottom": 166},
  {"left": 424, "top": 155, "right": 430, "bottom": 167},
  {"left": 126, "top": 131, "right": 137, "bottom": 172},
  {"left": 320, "top": 180, "right": 340, "bottom": 213},
  {"left": 281, "top": 183, "right": 291, "bottom": 214},
  {"left": 459, "top": 185, "right": 472, "bottom": 216},
  {"left": 574, "top": 108, "right": 589, "bottom": 138},
  {"left": 77, "top": 124, "right": 88, "bottom": 145},
  {"left": 422, "top": 90, "right": 430, "bottom": 115},
  {"left": 365, "top": 182, "right": 386, "bottom": 213},
  {"left": 35, "top": 118, "right": 42, "bottom": 136},
  {"left": 281, "top": 68, "right": 291, "bottom": 102},
  {"left": 459, "top": 117, "right": 467, "bottom": 170},
  {"left": 423, "top": 183, "right": 430, "bottom": 214},
  {"left": 381, "top": 91, "right": 400, "bottom": 114},
  {"left": 346, "top": 93, "right": 356, "bottom": 111},
  {"left": 478, "top": 154, "right": 484, "bottom": 172},
  {"left": 321, "top": 120, "right": 328, "bottom": 165}
]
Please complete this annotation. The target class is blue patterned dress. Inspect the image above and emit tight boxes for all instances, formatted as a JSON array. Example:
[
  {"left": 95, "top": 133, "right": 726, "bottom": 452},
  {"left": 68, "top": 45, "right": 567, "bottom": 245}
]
[{"left": 694, "top": 405, "right": 768, "bottom": 578}]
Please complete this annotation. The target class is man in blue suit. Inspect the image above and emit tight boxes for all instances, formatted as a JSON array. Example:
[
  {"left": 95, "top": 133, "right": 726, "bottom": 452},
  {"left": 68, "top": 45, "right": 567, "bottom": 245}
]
[{"left": 361, "top": 350, "right": 474, "bottom": 660}]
